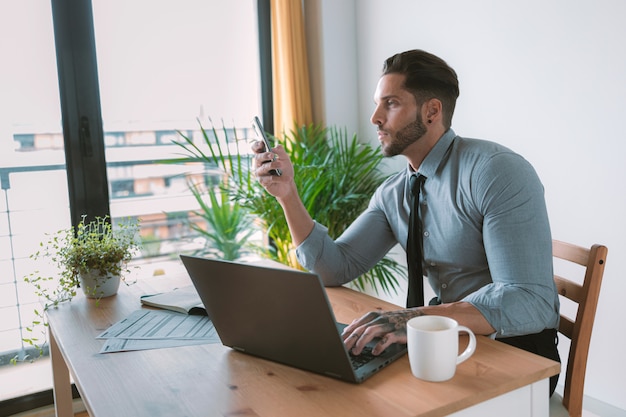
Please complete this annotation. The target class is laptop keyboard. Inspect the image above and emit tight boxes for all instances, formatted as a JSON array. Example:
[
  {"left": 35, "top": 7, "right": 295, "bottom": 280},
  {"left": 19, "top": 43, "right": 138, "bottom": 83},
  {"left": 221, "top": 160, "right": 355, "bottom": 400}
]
[{"left": 349, "top": 346, "right": 377, "bottom": 369}]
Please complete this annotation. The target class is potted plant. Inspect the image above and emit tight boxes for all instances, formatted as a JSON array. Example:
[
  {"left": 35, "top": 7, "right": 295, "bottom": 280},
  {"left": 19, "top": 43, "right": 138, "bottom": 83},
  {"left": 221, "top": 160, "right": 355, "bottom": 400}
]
[
  {"left": 26, "top": 215, "right": 141, "bottom": 304},
  {"left": 16, "top": 215, "right": 141, "bottom": 362},
  {"left": 173, "top": 120, "right": 405, "bottom": 295}
]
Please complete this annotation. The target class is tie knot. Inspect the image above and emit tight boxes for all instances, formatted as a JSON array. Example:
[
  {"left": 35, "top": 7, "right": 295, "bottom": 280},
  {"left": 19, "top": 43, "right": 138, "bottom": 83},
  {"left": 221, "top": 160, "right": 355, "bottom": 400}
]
[{"left": 410, "top": 174, "right": 424, "bottom": 197}]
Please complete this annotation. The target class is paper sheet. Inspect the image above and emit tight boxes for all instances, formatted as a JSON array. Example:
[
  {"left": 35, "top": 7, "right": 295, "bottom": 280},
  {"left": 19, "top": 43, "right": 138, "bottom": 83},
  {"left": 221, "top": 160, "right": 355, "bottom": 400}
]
[{"left": 97, "top": 309, "right": 221, "bottom": 353}]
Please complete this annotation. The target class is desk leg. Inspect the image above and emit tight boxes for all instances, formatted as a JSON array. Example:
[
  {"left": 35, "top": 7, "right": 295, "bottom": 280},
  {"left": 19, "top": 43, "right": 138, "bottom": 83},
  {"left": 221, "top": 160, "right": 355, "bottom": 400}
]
[
  {"left": 530, "top": 379, "right": 549, "bottom": 417},
  {"left": 49, "top": 327, "right": 74, "bottom": 417}
]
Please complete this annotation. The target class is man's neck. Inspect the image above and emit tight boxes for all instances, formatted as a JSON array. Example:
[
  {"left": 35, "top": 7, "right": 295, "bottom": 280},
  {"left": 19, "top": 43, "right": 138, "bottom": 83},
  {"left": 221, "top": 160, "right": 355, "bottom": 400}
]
[{"left": 404, "top": 126, "right": 446, "bottom": 171}]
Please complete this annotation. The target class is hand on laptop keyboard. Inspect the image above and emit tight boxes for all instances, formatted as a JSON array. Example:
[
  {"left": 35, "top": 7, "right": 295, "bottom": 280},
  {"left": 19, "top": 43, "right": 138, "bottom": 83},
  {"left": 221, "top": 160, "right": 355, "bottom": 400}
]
[
  {"left": 348, "top": 346, "right": 377, "bottom": 369},
  {"left": 342, "top": 309, "right": 422, "bottom": 355}
]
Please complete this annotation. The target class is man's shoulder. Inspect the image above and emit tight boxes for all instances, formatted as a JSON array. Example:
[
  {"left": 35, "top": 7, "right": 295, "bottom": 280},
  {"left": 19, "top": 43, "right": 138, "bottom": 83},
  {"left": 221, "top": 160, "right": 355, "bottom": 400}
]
[
  {"left": 453, "top": 135, "right": 516, "bottom": 155},
  {"left": 450, "top": 136, "right": 530, "bottom": 168}
]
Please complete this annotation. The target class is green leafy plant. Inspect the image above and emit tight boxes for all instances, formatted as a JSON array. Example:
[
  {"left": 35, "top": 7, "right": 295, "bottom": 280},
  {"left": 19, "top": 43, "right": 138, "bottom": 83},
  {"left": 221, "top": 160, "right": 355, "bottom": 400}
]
[
  {"left": 188, "top": 180, "right": 257, "bottom": 260},
  {"left": 174, "top": 120, "right": 405, "bottom": 295},
  {"left": 26, "top": 215, "right": 141, "bottom": 301},
  {"left": 16, "top": 215, "right": 141, "bottom": 362}
]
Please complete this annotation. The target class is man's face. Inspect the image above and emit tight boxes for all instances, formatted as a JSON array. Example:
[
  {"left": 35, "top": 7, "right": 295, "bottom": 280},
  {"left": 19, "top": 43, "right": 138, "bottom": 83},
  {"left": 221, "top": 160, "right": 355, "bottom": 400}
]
[{"left": 371, "top": 73, "right": 426, "bottom": 157}]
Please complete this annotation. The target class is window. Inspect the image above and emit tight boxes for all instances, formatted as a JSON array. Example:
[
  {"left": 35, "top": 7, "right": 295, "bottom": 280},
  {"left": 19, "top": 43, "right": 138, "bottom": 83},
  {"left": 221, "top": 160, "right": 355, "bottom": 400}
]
[
  {"left": 0, "top": 0, "right": 268, "bottom": 408},
  {"left": 0, "top": 1, "right": 68, "bottom": 367},
  {"left": 92, "top": 0, "right": 263, "bottom": 262}
]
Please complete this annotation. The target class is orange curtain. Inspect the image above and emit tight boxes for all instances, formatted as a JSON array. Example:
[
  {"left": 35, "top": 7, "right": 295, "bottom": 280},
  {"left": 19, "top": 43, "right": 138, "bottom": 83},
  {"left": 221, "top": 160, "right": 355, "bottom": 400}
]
[{"left": 270, "top": 0, "right": 313, "bottom": 136}]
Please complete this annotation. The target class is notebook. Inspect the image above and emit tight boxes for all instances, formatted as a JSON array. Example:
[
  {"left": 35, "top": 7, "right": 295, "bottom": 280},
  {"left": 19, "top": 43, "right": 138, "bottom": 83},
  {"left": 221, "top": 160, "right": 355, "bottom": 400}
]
[{"left": 180, "top": 255, "right": 407, "bottom": 383}]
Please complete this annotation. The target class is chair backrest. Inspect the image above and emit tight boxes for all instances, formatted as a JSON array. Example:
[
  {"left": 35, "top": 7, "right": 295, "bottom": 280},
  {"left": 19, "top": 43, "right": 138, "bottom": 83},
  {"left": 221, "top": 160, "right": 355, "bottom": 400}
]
[{"left": 552, "top": 240, "right": 608, "bottom": 417}]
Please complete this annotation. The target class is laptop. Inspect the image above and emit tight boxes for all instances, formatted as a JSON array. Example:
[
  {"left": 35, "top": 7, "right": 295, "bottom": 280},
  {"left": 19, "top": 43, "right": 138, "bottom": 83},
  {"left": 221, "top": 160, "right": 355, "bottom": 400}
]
[{"left": 180, "top": 255, "right": 407, "bottom": 383}]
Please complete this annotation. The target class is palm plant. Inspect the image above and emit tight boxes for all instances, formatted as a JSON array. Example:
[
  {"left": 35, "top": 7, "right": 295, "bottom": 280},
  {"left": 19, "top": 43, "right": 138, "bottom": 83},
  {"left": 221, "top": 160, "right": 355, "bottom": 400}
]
[
  {"left": 174, "top": 120, "right": 405, "bottom": 295},
  {"left": 188, "top": 180, "right": 257, "bottom": 260}
]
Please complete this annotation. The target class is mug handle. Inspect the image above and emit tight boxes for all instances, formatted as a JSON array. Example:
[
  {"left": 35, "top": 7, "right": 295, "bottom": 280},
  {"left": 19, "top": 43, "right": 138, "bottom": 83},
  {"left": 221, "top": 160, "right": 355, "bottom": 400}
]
[{"left": 456, "top": 326, "right": 477, "bottom": 365}]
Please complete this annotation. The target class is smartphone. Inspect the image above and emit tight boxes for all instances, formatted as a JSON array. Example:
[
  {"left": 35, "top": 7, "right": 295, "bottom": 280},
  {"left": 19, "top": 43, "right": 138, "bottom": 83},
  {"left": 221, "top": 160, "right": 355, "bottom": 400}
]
[{"left": 252, "top": 116, "right": 282, "bottom": 176}]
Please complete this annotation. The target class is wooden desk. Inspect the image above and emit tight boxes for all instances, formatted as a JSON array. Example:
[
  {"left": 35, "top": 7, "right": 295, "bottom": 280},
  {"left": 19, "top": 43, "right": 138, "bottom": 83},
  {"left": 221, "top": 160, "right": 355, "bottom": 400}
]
[{"left": 47, "top": 275, "right": 559, "bottom": 417}]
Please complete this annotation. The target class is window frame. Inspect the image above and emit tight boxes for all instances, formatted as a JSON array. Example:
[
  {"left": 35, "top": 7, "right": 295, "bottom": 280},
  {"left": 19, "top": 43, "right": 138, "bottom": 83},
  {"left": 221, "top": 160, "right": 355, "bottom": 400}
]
[{"left": 51, "top": 0, "right": 110, "bottom": 226}]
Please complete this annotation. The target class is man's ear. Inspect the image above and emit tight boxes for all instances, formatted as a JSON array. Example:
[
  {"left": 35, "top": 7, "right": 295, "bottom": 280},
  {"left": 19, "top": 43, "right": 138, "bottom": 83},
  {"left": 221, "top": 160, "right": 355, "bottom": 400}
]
[{"left": 424, "top": 98, "right": 443, "bottom": 124}]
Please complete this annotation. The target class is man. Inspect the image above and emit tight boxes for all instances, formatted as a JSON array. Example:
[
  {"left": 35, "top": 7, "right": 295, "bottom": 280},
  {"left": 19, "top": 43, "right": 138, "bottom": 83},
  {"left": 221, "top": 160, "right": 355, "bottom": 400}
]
[{"left": 253, "top": 49, "right": 560, "bottom": 394}]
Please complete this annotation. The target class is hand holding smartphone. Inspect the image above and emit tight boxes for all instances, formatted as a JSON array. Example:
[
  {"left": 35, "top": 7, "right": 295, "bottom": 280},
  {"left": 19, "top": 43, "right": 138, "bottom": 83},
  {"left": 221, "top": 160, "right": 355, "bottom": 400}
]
[{"left": 253, "top": 116, "right": 282, "bottom": 176}]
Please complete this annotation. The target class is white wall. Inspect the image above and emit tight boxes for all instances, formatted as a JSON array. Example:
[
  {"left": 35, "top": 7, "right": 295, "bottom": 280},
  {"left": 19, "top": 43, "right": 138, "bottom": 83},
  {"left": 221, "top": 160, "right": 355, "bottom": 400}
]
[{"left": 307, "top": 0, "right": 626, "bottom": 411}]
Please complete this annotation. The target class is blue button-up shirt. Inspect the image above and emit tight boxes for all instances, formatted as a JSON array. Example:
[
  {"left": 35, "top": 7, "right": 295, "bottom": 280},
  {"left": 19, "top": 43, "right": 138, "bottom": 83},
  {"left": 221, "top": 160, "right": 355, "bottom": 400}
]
[{"left": 296, "top": 129, "right": 559, "bottom": 337}]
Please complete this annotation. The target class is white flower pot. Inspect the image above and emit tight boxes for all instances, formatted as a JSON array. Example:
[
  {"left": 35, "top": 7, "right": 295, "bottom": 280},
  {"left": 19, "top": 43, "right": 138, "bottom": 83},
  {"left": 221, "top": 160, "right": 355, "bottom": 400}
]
[{"left": 79, "top": 270, "right": 121, "bottom": 298}]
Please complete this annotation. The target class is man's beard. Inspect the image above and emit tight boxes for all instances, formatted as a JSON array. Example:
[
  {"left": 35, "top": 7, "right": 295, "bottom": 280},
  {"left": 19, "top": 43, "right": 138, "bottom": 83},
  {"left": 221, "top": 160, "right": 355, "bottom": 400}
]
[{"left": 381, "top": 115, "right": 427, "bottom": 157}]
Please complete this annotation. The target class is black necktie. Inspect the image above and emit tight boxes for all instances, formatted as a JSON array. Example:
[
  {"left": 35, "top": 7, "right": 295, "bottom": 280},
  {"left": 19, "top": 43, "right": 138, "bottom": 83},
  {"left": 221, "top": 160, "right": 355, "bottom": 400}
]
[{"left": 406, "top": 174, "right": 426, "bottom": 308}]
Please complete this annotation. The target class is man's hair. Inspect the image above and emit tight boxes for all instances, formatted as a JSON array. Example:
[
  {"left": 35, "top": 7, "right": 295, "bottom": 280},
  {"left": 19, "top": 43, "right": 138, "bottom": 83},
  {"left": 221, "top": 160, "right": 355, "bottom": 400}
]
[{"left": 382, "top": 50, "right": 459, "bottom": 129}]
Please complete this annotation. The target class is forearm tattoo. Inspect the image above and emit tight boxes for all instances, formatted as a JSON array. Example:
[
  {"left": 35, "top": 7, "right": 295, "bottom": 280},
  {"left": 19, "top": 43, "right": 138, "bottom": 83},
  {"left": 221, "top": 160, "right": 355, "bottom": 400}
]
[{"left": 387, "top": 309, "right": 424, "bottom": 330}]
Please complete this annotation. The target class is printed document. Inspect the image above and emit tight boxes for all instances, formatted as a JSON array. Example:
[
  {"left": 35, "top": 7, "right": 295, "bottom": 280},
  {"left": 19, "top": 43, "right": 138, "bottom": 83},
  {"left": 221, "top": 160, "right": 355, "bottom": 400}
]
[{"left": 97, "top": 309, "right": 220, "bottom": 353}]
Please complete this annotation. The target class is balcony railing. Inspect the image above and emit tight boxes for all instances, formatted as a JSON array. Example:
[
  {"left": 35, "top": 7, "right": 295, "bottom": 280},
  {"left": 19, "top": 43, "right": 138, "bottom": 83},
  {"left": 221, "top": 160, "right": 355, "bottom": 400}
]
[{"left": 0, "top": 127, "right": 255, "bottom": 365}]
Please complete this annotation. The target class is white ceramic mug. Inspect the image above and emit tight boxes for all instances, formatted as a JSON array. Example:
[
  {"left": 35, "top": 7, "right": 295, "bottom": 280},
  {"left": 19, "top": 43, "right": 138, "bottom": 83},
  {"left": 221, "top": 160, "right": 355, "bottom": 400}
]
[{"left": 406, "top": 315, "right": 477, "bottom": 382}]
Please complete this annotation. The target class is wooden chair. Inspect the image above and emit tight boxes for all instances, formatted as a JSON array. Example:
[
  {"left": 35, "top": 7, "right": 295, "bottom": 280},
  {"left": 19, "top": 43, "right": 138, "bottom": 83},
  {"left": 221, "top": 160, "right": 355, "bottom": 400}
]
[{"left": 550, "top": 240, "right": 608, "bottom": 417}]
